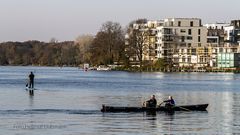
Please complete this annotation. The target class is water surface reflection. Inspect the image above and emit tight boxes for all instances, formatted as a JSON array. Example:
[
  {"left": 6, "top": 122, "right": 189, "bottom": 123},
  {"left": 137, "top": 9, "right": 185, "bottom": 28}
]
[{"left": 0, "top": 66, "right": 240, "bottom": 134}]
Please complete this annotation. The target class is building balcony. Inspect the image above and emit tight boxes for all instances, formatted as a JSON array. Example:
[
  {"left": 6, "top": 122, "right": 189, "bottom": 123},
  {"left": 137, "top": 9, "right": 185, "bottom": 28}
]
[
  {"left": 162, "top": 28, "right": 176, "bottom": 35},
  {"left": 162, "top": 38, "right": 174, "bottom": 42},
  {"left": 163, "top": 32, "right": 175, "bottom": 35}
]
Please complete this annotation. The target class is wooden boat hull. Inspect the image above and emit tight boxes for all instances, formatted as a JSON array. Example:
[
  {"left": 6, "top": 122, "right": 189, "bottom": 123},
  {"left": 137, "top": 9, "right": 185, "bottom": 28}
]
[{"left": 101, "top": 104, "right": 208, "bottom": 112}]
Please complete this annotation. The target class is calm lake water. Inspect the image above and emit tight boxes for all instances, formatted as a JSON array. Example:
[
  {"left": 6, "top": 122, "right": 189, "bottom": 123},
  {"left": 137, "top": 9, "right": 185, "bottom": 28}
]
[{"left": 0, "top": 66, "right": 240, "bottom": 135}]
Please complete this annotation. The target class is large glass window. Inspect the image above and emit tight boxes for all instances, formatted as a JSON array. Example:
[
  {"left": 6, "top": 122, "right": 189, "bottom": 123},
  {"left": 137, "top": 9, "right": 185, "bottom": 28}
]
[
  {"left": 181, "top": 36, "right": 185, "bottom": 42},
  {"left": 182, "top": 57, "right": 186, "bottom": 62},
  {"left": 230, "top": 53, "right": 234, "bottom": 60},
  {"left": 188, "top": 29, "right": 192, "bottom": 35},
  {"left": 200, "top": 56, "right": 204, "bottom": 63},
  {"left": 187, "top": 36, "right": 192, "bottom": 40},
  {"left": 222, "top": 54, "right": 226, "bottom": 60},
  {"left": 188, "top": 56, "right": 191, "bottom": 62},
  {"left": 180, "top": 29, "right": 186, "bottom": 33},
  {"left": 218, "top": 54, "right": 221, "bottom": 60},
  {"left": 226, "top": 54, "right": 230, "bottom": 60},
  {"left": 230, "top": 61, "right": 234, "bottom": 67},
  {"left": 190, "top": 21, "right": 193, "bottom": 27},
  {"left": 178, "top": 21, "right": 181, "bottom": 27},
  {"left": 192, "top": 49, "right": 196, "bottom": 55}
]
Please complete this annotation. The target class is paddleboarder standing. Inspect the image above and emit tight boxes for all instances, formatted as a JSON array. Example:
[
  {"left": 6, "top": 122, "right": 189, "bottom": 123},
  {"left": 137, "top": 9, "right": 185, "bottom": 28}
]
[{"left": 28, "top": 71, "right": 35, "bottom": 89}]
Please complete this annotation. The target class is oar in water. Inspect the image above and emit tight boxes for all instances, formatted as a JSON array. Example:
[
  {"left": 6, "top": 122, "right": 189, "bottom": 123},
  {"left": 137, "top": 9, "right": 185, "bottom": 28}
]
[
  {"left": 176, "top": 106, "right": 191, "bottom": 111},
  {"left": 159, "top": 101, "right": 191, "bottom": 111},
  {"left": 158, "top": 101, "right": 164, "bottom": 107}
]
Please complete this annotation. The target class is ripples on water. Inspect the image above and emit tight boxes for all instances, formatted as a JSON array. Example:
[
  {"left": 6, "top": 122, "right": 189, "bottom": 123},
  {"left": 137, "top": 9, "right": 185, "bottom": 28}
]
[{"left": 0, "top": 66, "right": 240, "bottom": 135}]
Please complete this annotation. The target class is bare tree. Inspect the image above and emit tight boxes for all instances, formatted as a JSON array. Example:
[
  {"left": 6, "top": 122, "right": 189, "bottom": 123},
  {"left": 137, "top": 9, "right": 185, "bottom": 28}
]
[
  {"left": 90, "top": 21, "right": 125, "bottom": 65},
  {"left": 126, "top": 19, "right": 150, "bottom": 69},
  {"left": 75, "top": 35, "right": 94, "bottom": 64},
  {"left": 101, "top": 21, "right": 125, "bottom": 64}
]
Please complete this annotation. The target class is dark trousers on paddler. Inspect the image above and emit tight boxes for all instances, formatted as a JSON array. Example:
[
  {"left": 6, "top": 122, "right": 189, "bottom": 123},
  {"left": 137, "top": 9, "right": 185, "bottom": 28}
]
[{"left": 29, "top": 80, "right": 34, "bottom": 88}]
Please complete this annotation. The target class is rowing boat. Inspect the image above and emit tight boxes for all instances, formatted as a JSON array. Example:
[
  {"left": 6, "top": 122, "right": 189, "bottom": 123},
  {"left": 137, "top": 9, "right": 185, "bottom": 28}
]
[{"left": 101, "top": 104, "right": 208, "bottom": 112}]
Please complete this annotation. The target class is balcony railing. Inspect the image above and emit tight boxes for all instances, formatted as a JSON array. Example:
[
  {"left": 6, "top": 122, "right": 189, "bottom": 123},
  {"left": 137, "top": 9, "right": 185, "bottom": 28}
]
[
  {"left": 162, "top": 38, "right": 174, "bottom": 42},
  {"left": 163, "top": 28, "right": 175, "bottom": 35}
]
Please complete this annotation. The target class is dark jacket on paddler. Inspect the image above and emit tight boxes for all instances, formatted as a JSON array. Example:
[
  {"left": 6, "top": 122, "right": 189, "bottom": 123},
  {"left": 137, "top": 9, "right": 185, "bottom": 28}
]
[
  {"left": 146, "top": 98, "right": 157, "bottom": 108},
  {"left": 164, "top": 99, "right": 175, "bottom": 106},
  {"left": 29, "top": 72, "right": 35, "bottom": 88}
]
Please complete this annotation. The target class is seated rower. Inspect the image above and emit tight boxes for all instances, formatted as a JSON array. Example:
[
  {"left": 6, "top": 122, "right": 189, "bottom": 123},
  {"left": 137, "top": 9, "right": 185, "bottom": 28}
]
[
  {"left": 145, "top": 95, "right": 157, "bottom": 108},
  {"left": 164, "top": 96, "right": 175, "bottom": 107}
]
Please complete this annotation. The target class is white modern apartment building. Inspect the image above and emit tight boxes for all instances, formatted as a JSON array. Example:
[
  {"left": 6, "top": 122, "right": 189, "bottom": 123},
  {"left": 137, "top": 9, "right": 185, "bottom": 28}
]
[
  {"left": 126, "top": 18, "right": 240, "bottom": 69},
  {"left": 127, "top": 18, "right": 208, "bottom": 68},
  {"left": 204, "top": 23, "right": 229, "bottom": 67},
  {"left": 127, "top": 20, "right": 163, "bottom": 62},
  {"left": 155, "top": 18, "right": 208, "bottom": 67},
  {"left": 224, "top": 20, "right": 240, "bottom": 44},
  {"left": 204, "top": 23, "right": 229, "bottom": 30},
  {"left": 142, "top": 20, "right": 163, "bottom": 61},
  {"left": 204, "top": 23, "right": 229, "bottom": 47},
  {"left": 204, "top": 22, "right": 240, "bottom": 67}
]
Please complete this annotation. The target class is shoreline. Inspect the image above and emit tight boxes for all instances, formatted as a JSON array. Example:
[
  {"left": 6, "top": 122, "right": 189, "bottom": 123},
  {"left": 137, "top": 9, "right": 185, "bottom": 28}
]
[{"left": 1, "top": 65, "right": 240, "bottom": 73}]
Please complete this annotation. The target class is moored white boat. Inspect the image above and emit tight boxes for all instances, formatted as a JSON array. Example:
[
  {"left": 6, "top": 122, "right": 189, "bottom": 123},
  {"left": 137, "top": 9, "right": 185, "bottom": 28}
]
[{"left": 96, "top": 66, "right": 111, "bottom": 71}]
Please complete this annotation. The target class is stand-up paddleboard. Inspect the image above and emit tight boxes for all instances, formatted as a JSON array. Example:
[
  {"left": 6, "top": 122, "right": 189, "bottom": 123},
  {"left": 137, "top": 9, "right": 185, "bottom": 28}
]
[
  {"left": 25, "top": 85, "right": 36, "bottom": 95},
  {"left": 25, "top": 87, "right": 37, "bottom": 91},
  {"left": 25, "top": 84, "right": 37, "bottom": 90}
]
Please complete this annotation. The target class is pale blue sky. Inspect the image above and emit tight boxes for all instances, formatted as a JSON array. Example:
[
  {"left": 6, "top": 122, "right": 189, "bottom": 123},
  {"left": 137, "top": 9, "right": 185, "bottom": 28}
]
[{"left": 0, "top": 0, "right": 239, "bottom": 42}]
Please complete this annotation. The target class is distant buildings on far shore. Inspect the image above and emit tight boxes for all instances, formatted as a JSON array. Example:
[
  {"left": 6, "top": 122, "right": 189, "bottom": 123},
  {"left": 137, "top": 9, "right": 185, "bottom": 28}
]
[{"left": 125, "top": 18, "right": 240, "bottom": 69}]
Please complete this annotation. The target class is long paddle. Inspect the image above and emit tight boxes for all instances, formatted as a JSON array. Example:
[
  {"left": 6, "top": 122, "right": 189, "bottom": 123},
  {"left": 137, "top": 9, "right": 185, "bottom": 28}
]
[
  {"left": 176, "top": 106, "right": 191, "bottom": 111},
  {"left": 158, "top": 101, "right": 164, "bottom": 107},
  {"left": 159, "top": 100, "right": 191, "bottom": 111}
]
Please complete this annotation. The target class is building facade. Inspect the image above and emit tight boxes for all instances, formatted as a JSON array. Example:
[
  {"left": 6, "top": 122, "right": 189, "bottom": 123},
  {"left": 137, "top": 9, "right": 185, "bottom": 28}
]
[
  {"left": 204, "top": 23, "right": 229, "bottom": 47},
  {"left": 225, "top": 20, "right": 240, "bottom": 44},
  {"left": 155, "top": 18, "right": 208, "bottom": 68},
  {"left": 126, "top": 18, "right": 240, "bottom": 69},
  {"left": 204, "top": 23, "right": 230, "bottom": 67},
  {"left": 217, "top": 53, "right": 240, "bottom": 68}
]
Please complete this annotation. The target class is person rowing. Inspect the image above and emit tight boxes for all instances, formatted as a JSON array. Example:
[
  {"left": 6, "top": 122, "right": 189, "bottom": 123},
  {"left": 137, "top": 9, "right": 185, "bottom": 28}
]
[
  {"left": 144, "top": 95, "right": 157, "bottom": 108},
  {"left": 163, "top": 96, "right": 175, "bottom": 107}
]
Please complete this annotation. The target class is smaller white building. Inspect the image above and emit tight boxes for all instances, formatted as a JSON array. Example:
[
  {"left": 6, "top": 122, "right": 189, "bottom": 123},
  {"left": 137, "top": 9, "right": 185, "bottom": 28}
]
[
  {"left": 204, "top": 23, "right": 229, "bottom": 30},
  {"left": 224, "top": 26, "right": 235, "bottom": 42}
]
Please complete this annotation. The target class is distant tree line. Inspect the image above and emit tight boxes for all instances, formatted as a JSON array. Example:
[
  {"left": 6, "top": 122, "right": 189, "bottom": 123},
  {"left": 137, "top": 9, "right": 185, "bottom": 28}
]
[
  {"left": 0, "top": 40, "right": 78, "bottom": 66},
  {"left": 0, "top": 20, "right": 166, "bottom": 71},
  {"left": 0, "top": 21, "right": 126, "bottom": 66}
]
